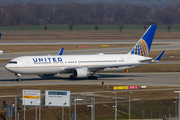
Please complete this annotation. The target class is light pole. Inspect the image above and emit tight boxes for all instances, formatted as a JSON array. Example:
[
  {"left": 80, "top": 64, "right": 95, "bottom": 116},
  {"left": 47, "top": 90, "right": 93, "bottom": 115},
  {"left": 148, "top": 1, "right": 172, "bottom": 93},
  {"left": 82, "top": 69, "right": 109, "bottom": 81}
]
[
  {"left": 87, "top": 105, "right": 93, "bottom": 120},
  {"left": 113, "top": 92, "right": 117, "bottom": 120},
  {"left": 174, "top": 91, "right": 180, "bottom": 120},
  {"left": 62, "top": 107, "right": 64, "bottom": 120},
  {"left": 87, "top": 98, "right": 94, "bottom": 120},
  {"left": 129, "top": 92, "right": 133, "bottom": 120},
  {"left": 87, "top": 104, "right": 94, "bottom": 120},
  {"left": 24, "top": 99, "right": 25, "bottom": 120},
  {"left": 168, "top": 107, "right": 171, "bottom": 120},
  {"left": 173, "top": 101, "right": 177, "bottom": 120},
  {"left": 94, "top": 93, "right": 95, "bottom": 120},
  {"left": 159, "top": 107, "right": 161, "bottom": 118},
  {"left": 102, "top": 81, "right": 104, "bottom": 104},
  {"left": 74, "top": 99, "right": 83, "bottom": 120},
  {"left": 150, "top": 108, "right": 152, "bottom": 119}
]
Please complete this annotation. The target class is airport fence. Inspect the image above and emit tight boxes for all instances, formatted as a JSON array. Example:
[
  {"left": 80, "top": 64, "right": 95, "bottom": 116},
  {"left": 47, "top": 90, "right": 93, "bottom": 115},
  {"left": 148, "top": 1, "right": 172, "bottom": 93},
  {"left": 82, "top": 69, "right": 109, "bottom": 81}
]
[
  {"left": 0, "top": 94, "right": 95, "bottom": 120},
  {"left": 106, "top": 99, "right": 178, "bottom": 120},
  {"left": 0, "top": 93, "right": 178, "bottom": 120}
]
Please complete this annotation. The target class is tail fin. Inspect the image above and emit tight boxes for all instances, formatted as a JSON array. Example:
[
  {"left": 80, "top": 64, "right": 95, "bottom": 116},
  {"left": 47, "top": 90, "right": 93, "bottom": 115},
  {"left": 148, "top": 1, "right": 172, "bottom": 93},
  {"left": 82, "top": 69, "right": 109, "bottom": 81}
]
[
  {"left": 129, "top": 25, "right": 157, "bottom": 57},
  {"left": 58, "top": 48, "right": 64, "bottom": 55}
]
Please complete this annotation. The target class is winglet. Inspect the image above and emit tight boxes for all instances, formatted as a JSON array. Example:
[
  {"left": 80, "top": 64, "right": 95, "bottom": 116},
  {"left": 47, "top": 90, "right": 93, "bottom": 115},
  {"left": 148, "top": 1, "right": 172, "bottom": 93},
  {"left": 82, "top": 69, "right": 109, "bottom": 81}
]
[
  {"left": 0, "top": 33, "right": 1, "bottom": 40},
  {"left": 58, "top": 48, "right": 64, "bottom": 55},
  {"left": 129, "top": 25, "right": 157, "bottom": 57},
  {"left": 155, "top": 50, "right": 165, "bottom": 61}
]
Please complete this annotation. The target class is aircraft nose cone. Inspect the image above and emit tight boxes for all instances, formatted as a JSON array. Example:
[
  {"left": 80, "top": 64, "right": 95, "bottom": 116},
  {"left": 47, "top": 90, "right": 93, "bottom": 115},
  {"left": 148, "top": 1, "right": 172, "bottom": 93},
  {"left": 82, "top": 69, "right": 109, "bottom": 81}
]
[
  {"left": 5, "top": 64, "right": 15, "bottom": 73},
  {"left": 5, "top": 64, "right": 9, "bottom": 70},
  {"left": 5, "top": 64, "right": 13, "bottom": 72}
]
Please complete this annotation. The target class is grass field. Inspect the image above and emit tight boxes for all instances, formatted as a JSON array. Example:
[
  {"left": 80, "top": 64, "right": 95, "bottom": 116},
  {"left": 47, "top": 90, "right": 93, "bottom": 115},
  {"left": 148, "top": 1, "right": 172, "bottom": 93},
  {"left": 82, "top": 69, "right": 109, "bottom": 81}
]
[
  {"left": 0, "top": 44, "right": 134, "bottom": 53},
  {"left": 1, "top": 25, "right": 180, "bottom": 30},
  {"left": 1, "top": 32, "right": 180, "bottom": 41},
  {"left": 129, "top": 64, "right": 180, "bottom": 72}
]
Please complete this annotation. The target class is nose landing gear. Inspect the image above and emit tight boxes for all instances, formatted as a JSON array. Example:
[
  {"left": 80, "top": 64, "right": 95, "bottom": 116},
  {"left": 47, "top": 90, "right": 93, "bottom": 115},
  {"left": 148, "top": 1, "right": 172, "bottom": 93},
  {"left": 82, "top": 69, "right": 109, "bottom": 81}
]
[{"left": 15, "top": 73, "right": 21, "bottom": 82}]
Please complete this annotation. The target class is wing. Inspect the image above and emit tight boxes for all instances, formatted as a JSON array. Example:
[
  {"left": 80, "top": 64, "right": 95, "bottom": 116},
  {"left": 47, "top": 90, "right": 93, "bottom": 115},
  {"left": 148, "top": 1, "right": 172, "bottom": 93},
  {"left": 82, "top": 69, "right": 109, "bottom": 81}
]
[
  {"left": 88, "top": 63, "right": 149, "bottom": 72},
  {"left": 64, "top": 63, "right": 148, "bottom": 72}
]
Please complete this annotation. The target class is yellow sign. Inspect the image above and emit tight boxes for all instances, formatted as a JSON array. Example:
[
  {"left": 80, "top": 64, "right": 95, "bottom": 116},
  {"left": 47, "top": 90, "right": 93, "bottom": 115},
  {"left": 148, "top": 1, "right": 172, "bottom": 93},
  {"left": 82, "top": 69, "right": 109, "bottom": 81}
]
[
  {"left": 23, "top": 95, "right": 40, "bottom": 99},
  {"left": 114, "top": 86, "right": 128, "bottom": 90},
  {"left": 124, "top": 86, "right": 128, "bottom": 89},
  {"left": 101, "top": 45, "right": 109, "bottom": 47}
]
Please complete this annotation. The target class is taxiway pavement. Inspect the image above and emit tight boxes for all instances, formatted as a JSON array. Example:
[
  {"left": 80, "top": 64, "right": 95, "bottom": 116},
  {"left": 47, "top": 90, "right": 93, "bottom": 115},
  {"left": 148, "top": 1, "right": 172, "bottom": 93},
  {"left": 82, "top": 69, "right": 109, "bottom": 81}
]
[{"left": 0, "top": 62, "right": 179, "bottom": 87}]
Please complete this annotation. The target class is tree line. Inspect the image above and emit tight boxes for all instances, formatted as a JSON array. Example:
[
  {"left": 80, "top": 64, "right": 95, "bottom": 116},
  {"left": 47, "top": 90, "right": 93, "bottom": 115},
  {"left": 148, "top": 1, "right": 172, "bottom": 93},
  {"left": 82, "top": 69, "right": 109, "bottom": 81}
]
[{"left": 0, "top": 2, "right": 180, "bottom": 26}]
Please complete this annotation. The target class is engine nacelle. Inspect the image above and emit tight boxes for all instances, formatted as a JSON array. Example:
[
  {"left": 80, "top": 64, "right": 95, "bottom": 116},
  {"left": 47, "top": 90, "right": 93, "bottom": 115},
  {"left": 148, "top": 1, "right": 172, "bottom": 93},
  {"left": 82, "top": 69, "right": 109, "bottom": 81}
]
[{"left": 72, "top": 68, "right": 90, "bottom": 78}]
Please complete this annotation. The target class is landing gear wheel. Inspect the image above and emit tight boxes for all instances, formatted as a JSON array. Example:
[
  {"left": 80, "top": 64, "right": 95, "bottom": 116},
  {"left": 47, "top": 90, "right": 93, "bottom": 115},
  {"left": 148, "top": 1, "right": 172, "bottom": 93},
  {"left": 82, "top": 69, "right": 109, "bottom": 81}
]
[
  {"left": 15, "top": 73, "right": 21, "bottom": 82},
  {"left": 94, "top": 76, "right": 97, "bottom": 79},
  {"left": 69, "top": 75, "right": 75, "bottom": 79},
  {"left": 17, "top": 78, "right": 20, "bottom": 82}
]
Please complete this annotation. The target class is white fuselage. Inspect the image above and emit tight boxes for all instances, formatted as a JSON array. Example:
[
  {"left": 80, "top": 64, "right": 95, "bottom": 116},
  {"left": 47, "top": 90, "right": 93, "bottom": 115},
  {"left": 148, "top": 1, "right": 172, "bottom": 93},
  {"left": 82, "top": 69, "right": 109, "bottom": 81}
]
[{"left": 5, "top": 54, "right": 150, "bottom": 75}]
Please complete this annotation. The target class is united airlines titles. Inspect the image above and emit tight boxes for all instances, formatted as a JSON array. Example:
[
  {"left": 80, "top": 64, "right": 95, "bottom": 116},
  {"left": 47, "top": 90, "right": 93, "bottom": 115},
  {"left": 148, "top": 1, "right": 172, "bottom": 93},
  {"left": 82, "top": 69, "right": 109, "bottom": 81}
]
[{"left": 32, "top": 57, "right": 62, "bottom": 64}]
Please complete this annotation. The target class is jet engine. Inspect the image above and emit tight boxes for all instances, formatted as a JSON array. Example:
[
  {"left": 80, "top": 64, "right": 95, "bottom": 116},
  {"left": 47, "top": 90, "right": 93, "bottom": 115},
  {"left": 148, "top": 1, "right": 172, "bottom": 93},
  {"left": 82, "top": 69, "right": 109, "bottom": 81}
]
[{"left": 72, "top": 68, "right": 90, "bottom": 78}]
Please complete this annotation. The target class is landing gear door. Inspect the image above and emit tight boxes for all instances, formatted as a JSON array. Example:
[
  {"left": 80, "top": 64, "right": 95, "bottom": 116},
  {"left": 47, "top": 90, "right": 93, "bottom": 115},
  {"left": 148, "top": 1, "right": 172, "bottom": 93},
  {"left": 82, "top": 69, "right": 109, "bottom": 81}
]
[{"left": 24, "top": 60, "right": 29, "bottom": 67}]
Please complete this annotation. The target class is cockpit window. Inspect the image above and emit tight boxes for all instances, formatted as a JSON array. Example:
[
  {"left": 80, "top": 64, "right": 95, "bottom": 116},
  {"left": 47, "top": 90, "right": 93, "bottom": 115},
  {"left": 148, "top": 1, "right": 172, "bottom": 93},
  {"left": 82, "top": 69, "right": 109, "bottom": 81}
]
[{"left": 9, "top": 61, "right": 17, "bottom": 64}]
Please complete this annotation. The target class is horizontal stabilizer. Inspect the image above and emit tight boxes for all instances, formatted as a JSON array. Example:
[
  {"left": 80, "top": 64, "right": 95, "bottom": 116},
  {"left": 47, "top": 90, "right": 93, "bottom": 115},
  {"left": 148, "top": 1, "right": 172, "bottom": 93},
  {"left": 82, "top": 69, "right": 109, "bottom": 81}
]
[
  {"left": 155, "top": 50, "right": 165, "bottom": 61},
  {"left": 58, "top": 48, "right": 64, "bottom": 55},
  {"left": 139, "top": 50, "right": 165, "bottom": 63}
]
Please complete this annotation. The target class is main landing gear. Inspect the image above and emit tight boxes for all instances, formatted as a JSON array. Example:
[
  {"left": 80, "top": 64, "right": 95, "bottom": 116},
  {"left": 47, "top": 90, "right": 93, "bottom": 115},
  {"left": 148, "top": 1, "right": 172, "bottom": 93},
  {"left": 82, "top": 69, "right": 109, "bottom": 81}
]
[
  {"left": 69, "top": 75, "right": 75, "bottom": 79},
  {"left": 15, "top": 73, "right": 21, "bottom": 82}
]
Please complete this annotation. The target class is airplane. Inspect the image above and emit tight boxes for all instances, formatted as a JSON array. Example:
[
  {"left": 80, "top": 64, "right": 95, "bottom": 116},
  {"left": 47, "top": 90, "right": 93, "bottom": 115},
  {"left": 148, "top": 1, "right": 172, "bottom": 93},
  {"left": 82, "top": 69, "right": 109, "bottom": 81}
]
[
  {"left": 5, "top": 25, "right": 165, "bottom": 82},
  {"left": 0, "top": 50, "right": 3, "bottom": 54}
]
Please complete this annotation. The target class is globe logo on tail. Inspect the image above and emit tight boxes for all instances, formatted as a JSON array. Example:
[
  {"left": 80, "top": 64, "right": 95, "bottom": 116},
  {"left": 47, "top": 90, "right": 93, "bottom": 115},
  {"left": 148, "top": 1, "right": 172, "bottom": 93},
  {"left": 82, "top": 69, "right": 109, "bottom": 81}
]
[{"left": 130, "top": 39, "right": 149, "bottom": 56}]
